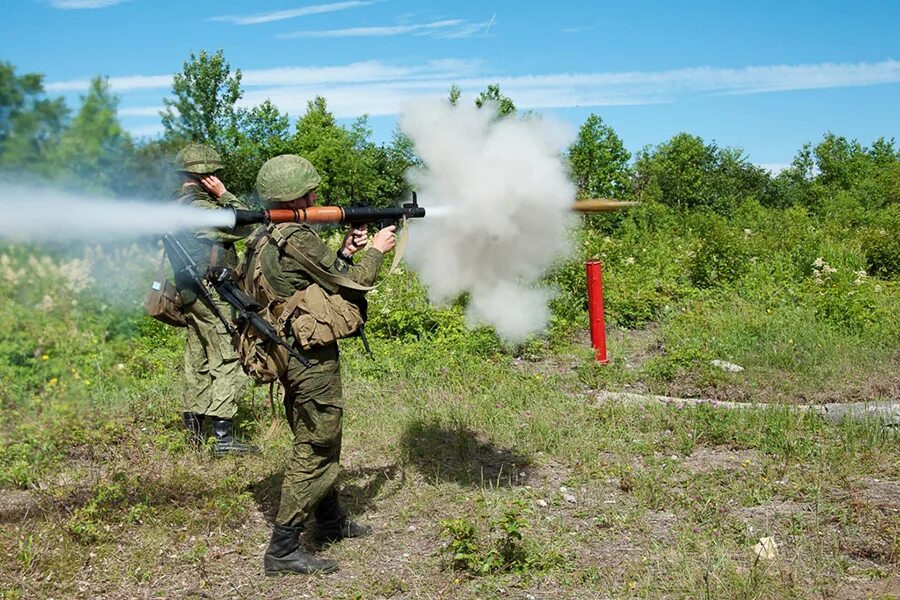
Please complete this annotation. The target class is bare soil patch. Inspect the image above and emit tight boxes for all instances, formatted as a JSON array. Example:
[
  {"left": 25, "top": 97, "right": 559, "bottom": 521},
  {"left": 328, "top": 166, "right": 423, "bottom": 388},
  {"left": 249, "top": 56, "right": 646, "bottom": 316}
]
[
  {"left": 0, "top": 489, "right": 41, "bottom": 523},
  {"left": 682, "top": 447, "right": 760, "bottom": 474}
]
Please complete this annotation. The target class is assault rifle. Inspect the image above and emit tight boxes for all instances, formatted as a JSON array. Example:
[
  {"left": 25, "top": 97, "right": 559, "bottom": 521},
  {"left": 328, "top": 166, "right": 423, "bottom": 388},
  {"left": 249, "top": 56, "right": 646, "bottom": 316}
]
[
  {"left": 224, "top": 192, "right": 426, "bottom": 230},
  {"left": 161, "top": 234, "right": 311, "bottom": 368}
]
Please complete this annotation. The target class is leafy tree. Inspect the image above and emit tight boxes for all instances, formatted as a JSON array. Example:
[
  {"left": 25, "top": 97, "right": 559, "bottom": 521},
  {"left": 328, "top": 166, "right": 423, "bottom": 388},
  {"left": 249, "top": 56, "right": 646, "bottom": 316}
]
[
  {"left": 814, "top": 132, "right": 868, "bottom": 190},
  {"left": 290, "top": 97, "right": 414, "bottom": 206},
  {"left": 567, "top": 114, "right": 632, "bottom": 199},
  {"left": 448, "top": 84, "right": 461, "bottom": 106},
  {"left": 161, "top": 49, "right": 242, "bottom": 147},
  {"left": 475, "top": 84, "right": 516, "bottom": 118},
  {"left": 50, "top": 77, "right": 131, "bottom": 194},
  {"left": 226, "top": 99, "right": 292, "bottom": 197},
  {"left": 0, "top": 62, "right": 68, "bottom": 173},
  {"left": 770, "top": 134, "right": 900, "bottom": 211},
  {"left": 635, "top": 133, "right": 771, "bottom": 213},
  {"left": 290, "top": 97, "right": 377, "bottom": 204},
  {"left": 634, "top": 133, "right": 718, "bottom": 209},
  {"left": 160, "top": 49, "right": 296, "bottom": 196}
]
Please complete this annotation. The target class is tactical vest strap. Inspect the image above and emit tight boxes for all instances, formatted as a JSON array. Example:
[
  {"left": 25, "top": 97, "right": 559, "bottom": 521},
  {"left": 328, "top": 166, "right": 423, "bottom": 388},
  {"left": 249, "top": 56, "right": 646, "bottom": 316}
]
[{"left": 263, "top": 221, "right": 409, "bottom": 293}]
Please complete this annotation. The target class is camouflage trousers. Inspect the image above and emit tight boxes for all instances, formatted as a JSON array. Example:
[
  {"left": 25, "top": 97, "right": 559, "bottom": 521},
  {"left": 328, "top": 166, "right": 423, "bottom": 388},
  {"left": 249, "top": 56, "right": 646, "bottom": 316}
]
[
  {"left": 275, "top": 342, "right": 344, "bottom": 528},
  {"left": 182, "top": 298, "right": 245, "bottom": 419}
]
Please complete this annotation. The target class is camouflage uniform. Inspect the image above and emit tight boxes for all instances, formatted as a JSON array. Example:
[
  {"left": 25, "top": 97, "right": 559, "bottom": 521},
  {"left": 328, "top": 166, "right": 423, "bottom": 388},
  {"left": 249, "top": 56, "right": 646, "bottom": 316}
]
[
  {"left": 248, "top": 154, "right": 383, "bottom": 576},
  {"left": 170, "top": 144, "right": 256, "bottom": 456},
  {"left": 248, "top": 222, "right": 383, "bottom": 526},
  {"left": 174, "top": 181, "right": 249, "bottom": 420}
]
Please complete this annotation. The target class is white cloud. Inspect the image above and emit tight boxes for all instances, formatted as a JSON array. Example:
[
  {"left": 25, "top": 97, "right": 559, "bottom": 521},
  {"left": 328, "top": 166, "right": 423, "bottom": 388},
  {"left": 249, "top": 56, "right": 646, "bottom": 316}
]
[
  {"left": 242, "top": 59, "right": 480, "bottom": 86},
  {"left": 49, "top": 0, "right": 126, "bottom": 8},
  {"left": 47, "top": 74, "right": 172, "bottom": 92},
  {"left": 277, "top": 19, "right": 485, "bottom": 39},
  {"left": 126, "top": 123, "right": 164, "bottom": 138},
  {"left": 211, "top": 1, "right": 372, "bottom": 25},
  {"left": 57, "top": 59, "right": 900, "bottom": 124},
  {"left": 46, "top": 60, "right": 481, "bottom": 92},
  {"left": 118, "top": 106, "right": 164, "bottom": 117}
]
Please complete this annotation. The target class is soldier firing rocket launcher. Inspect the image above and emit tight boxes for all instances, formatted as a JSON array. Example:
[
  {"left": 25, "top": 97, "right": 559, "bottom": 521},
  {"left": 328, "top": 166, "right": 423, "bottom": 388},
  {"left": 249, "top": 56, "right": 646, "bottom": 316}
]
[{"left": 223, "top": 192, "right": 426, "bottom": 230}]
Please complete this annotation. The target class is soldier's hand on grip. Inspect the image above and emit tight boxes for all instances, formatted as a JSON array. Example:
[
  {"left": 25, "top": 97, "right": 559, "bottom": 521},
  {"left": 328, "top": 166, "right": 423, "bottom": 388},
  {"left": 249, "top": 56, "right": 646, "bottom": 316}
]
[
  {"left": 371, "top": 225, "right": 397, "bottom": 254},
  {"left": 342, "top": 225, "right": 369, "bottom": 256}
]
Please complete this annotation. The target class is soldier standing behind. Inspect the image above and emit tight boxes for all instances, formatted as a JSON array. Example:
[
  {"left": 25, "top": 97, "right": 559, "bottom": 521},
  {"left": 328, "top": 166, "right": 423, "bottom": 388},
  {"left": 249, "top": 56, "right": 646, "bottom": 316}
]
[
  {"left": 173, "top": 143, "right": 257, "bottom": 456},
  {"left": 239, "top": 154, "right": 396, "bottom": 575}
]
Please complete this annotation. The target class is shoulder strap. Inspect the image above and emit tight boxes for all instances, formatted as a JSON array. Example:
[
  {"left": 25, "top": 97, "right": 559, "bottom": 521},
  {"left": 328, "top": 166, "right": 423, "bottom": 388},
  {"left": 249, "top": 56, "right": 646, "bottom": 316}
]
[
  {"left": 266, "top": 221, "right": 409, "bottom": 292},
  {"left": 154, "top": 249, "right": 168, "bottom": 280}
]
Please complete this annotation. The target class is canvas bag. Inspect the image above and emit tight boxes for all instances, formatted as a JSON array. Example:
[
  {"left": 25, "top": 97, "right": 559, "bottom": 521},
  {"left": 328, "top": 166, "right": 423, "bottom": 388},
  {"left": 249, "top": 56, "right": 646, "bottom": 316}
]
[{"left": 144, "top": 251, "right": 187, "bottom": 327}]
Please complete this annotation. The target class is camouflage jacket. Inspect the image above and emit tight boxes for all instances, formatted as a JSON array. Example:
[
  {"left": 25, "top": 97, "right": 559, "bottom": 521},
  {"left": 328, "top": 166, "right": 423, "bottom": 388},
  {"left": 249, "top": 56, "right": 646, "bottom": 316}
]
[
  {"left": 249, "top": 223, "right": 384, "bottom": 301},
  {"left": 173, "top": 182, "right": 251, "bottom": 305}
]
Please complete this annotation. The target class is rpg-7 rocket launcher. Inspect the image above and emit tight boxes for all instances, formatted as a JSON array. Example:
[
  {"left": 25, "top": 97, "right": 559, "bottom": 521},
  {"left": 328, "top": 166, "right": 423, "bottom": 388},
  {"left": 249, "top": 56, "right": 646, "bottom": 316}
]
[{"left": 227, "top": 192, "right": 426, "bottom": 230}]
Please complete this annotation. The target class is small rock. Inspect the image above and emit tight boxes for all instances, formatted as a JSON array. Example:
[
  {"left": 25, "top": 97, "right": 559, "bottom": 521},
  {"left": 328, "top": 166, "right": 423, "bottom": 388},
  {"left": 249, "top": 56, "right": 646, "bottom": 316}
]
[
  {"left": 563, "top": 493, "right": 577, "bottom": 504},
  {"left": 711, "top": 359, "right": 744, "bottom": 373},
  {"left": 559, "top": 486, "right": 568, "bottom": 494},
  {"left": 536, "top": 499, "right": 548, "bottom": 508},
  {"left": 407, "top": 525, "right": 417, "bottom": 532},
  {"left": 753, "top": 536, "right": 778, "bottom": 560}
]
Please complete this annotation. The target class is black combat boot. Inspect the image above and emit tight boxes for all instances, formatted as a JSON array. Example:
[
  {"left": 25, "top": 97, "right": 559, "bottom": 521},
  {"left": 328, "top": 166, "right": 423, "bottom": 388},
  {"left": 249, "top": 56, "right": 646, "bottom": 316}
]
[
  {"left": 312, "top": 489, "right": 373, "bottom": 543},
  {"left": 209, "top": 418, "right": 260, "bottom": 456},
  {"left": 182, "top": 412, "right": 204, "bottom": 448},
  {"left": 263, "top": 524, "right": 338, "bottom": 576}
]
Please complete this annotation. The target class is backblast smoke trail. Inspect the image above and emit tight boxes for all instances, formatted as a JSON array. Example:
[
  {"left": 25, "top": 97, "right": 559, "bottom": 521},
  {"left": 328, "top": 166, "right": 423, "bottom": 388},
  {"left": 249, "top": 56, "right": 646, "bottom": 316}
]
[
  {"left": 0, "top": 183, "right": 234, "bottom": 242},
  {"left": 399, "top": 99, "right": 576, "bottom": 342}
]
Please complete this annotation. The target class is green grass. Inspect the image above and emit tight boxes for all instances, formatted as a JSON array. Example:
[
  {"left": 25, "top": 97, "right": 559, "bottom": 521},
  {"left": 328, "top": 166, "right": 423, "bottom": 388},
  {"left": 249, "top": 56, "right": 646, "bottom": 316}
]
[
  {"left": 1, "top": 335, "right": 898, "bottom": 598},
  {"left": 1, "top": 198, "right": 899, "bottom": 598}
]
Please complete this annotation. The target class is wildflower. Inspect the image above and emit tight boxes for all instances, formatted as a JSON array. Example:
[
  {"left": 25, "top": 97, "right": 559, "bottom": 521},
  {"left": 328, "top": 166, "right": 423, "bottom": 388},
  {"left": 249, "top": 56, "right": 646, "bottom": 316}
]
[
  {"left": 41, "top": 354, "right": 49, "bottom": 361},
  {"left": 48, "top": 378, "right": 58, "bottom": 386},
  {"left": 812, "top": 257, "right": 825, "bottom": 268},
  {"left": 35, "top": 295, "right": 55, "bottom": 312},
  {"left": 624, "top": 256, "right": 635, "bottom": 265}
]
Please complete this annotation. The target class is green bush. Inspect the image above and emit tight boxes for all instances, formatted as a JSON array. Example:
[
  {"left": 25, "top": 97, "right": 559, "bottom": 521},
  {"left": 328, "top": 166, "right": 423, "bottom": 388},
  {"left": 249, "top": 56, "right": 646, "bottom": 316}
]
[
  {"left": 860, "top": 205, "right": 900, "bottom": 279},
  {"left": 687, "top": 213, "right": 750, "bottom": 288}
]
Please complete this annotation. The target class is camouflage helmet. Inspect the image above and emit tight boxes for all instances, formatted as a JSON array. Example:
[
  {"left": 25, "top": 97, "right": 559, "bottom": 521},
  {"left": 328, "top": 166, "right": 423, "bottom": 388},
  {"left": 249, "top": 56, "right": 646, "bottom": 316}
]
[
  {"left": 256, "top": 154, "right": 321, "bottom": 203},
  {"left": 176, "top": 143, "right": 223, "bottom": 174}
]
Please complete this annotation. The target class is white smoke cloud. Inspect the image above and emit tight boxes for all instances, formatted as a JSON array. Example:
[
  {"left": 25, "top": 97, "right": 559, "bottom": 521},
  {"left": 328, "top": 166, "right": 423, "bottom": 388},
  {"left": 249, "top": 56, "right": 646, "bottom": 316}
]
[
  {"left": 0, "top": 183, "right": 235, "bottom": 242},
  {"left": 400, "top": 99, "right": 575, "bottom": 342}
]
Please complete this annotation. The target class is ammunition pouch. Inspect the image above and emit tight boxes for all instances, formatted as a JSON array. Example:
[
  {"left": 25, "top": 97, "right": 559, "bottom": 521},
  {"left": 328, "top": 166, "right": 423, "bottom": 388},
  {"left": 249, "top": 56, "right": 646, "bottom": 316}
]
[{"left": 230, "top": 226, "right": 372, "bottom": 383}]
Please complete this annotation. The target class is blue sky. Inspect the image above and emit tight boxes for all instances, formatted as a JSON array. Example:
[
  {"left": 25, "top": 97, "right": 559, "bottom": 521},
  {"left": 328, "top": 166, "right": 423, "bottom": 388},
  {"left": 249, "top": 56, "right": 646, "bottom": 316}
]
[{"left": 1, "top": 0, "right": 898, "bottom": 169}]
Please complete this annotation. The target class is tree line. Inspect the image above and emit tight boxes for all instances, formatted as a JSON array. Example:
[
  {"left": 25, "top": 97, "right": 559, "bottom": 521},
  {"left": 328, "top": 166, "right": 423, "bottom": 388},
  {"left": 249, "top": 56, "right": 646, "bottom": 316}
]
[{"left": 1, "top": 50, "right": 898, "bottom": 215}]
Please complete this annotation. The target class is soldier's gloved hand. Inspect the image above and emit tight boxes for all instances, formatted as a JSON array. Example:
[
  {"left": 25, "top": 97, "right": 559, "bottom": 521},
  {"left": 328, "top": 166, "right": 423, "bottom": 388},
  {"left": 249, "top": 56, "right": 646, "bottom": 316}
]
[
  {"left": 198, "top": 174, "right": 227, "bottom": 199},
  {"left": 342, "top": 225, "right": 369, "bottom": 257},
  {"left": 372, "top": 225, "right": 397, "bottom": 254}
]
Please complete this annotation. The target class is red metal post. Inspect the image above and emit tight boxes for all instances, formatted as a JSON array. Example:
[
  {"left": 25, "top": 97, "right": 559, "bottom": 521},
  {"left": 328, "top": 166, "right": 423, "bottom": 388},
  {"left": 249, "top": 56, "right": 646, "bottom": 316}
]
[{"left": 585, "top": 261, "right": 609, "bottom": 364}]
